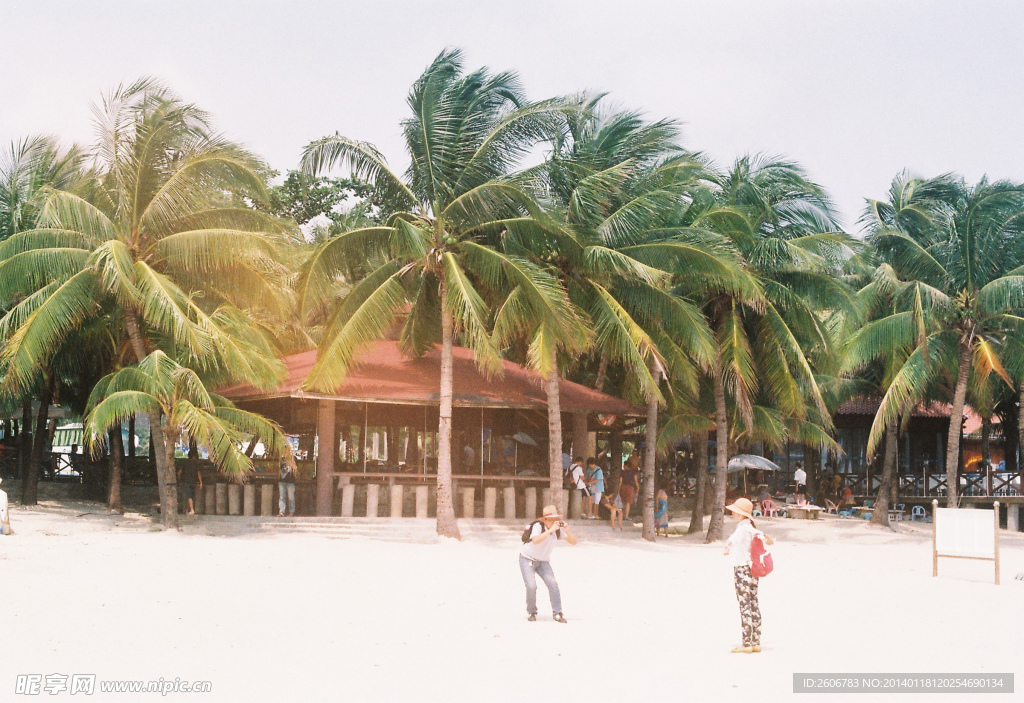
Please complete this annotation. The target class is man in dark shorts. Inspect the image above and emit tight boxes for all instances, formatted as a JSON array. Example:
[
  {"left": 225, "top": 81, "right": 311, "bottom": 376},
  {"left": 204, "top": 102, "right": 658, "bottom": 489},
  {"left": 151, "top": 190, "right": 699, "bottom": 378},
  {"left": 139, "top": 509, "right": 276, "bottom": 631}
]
[
  {"left": 619, "top": 455, "right": 640, "bottom": 520},
  {"left": 793, "top": 462, "right": 807, "bottom": 500}
]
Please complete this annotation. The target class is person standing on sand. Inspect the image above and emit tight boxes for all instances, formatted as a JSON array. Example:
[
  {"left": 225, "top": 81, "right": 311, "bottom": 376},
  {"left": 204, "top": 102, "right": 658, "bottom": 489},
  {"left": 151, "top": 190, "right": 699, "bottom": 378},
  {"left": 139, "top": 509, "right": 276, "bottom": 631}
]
[
  {"left": 793, "top": 462, "right": 806, "bottom": 501},
  {"left": 619, "top": 456, "right": 640, "bottom": 520},
  {"left": 585, "top": 457, "right": 604, "bottom": 520},
  {"left": 0, "top": 478, "right": 10, "bottom": 535},
  {"left": 654, "top": 487, "right": 669, "bottom": 537},
  {"left": 278, "top": 455, "right": 296, "bottom": 517},
  {"left": 723, "top": 498, "right": 762, "bottom": 653},
  {"left": 520, "top": 505, "right": 577, "bottom": 623}
]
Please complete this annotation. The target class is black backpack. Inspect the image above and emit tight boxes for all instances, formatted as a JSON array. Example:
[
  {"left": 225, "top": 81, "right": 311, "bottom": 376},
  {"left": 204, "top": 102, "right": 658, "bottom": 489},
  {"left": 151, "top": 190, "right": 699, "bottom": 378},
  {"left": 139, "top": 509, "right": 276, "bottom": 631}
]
[{"left": 521, "top": 520, "right": 559, "bottom": 544}]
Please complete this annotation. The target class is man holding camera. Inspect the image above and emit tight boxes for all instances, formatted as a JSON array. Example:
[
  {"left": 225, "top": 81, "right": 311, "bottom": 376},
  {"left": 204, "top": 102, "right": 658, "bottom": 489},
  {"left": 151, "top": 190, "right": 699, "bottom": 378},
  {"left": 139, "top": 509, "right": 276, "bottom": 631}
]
[{"left": 520, "top": 505, "right": 577, "bottom": 623}]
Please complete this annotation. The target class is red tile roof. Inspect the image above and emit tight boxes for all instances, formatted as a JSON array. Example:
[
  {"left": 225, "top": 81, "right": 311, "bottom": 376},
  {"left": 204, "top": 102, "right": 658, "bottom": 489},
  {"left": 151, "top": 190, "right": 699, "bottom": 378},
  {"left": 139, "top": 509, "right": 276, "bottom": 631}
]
[
  {"left": 220, "top": 340, "right": 642, "bottom": 416},
  {"left": 836, "top": 397, "right": 995, "bottom": 433}
]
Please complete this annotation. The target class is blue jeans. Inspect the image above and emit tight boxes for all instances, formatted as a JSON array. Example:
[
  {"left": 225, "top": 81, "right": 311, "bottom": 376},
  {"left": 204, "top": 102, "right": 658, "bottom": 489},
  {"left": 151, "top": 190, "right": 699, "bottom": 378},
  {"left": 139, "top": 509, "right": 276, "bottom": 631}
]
[
  {"left": 519, "top": 555, "right": 561, "bottom": 615},
  {"left": 278, "top": 482, "right": 295, "bottom": 515}
]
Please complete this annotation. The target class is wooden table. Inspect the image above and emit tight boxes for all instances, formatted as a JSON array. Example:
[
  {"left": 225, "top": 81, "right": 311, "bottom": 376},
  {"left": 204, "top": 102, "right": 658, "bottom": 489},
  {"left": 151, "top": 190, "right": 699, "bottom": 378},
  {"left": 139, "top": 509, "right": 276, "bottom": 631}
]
[{"left": 787, "top": 505, "right": 823, "bottom": 520}]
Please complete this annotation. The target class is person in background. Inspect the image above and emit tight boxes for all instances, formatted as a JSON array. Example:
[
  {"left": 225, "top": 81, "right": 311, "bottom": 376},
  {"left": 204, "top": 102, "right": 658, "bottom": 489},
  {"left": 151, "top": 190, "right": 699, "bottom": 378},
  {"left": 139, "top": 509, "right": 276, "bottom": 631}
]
[
  {"left": 723, "top": 497, "right": 762, "bottom": 654},
  {"left": 600, "top": 491, "right": 624, "bottom": 530},
  {"left": 585, "top": 457, "right": 604, "bottom": 520},
  {"left": 520, "top": 505, "right": 577, "bottom": 623},
  {"left": 278, "top": 455, "right": 297, "bottom": 517},
  {"left": 619, "top": 455, "right": 640, "bottom": 520},
  {"left": 569, "top": 456, "right": 590, "bottom": 517},
  {"left": 793, "top": 462, "right": 807, "bottom": 501},
  {"left": 654, "top": 486, "right": 669, "bottom": 537},
  {"left": 178, "top": 460, "right": 202, "bottom": 515},
  {"left": 0, "top": 477, "right": 10, "bottom": 535}
]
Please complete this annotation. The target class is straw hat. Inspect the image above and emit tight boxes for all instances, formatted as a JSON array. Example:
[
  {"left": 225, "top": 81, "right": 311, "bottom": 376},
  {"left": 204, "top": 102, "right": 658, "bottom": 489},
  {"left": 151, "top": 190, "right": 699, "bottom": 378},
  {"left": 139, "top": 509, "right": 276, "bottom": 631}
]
[
  {"left": 726, "top": 497, "right": 754, "bottom": 521},
  {"left": 540, "top": 505, "right": 561, "bottom": 519}
]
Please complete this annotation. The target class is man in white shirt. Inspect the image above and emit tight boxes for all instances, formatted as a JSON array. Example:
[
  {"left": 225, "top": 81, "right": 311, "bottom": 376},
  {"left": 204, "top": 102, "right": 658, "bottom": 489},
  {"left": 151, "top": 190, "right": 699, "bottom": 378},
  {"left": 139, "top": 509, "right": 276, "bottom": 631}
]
[
  {"left": 520, "top": 505, "right": 577, "bottom": 622},
  {"left": 793, "top": 462, "right": 807, "bottom": 500},
  {"left": 569, "top": 457, "right": 589, "bottom": 517}
]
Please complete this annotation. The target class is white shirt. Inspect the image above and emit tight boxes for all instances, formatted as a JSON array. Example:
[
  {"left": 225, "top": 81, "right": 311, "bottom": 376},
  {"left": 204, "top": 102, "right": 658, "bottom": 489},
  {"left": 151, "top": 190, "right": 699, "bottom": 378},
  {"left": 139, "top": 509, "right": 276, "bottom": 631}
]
[
  {"left": 520, "top": 522, "right": 563, "bottom": 562},
  {"left": 570, "top": 464, "right": 586, "bottom": 490},
  {"left": 0, "top": 488, "right": 8, "bottom": 524},
  {"left": 794, "top": 468, "right": 806, "bottom": 486},
  {"left": 725, "top": 518, "right": 757, "bottom": 567}
]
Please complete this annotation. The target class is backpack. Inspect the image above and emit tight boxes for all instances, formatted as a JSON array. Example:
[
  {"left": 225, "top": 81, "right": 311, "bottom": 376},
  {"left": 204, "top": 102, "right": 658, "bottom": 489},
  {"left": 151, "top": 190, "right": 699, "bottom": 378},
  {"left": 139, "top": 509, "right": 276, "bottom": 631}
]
[
  {"left": 750, "top": 530, "right": 773, "bottom": 578},
  {"left": 521, "top": 520, "right": 559, "bottom": 544}
]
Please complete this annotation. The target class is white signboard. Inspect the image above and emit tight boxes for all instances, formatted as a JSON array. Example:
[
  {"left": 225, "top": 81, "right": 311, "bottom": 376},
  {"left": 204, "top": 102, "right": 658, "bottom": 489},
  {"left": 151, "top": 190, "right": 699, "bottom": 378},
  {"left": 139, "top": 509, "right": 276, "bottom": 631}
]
[{"left": 934, "top": 507, "right": 996, "bottom": 558}]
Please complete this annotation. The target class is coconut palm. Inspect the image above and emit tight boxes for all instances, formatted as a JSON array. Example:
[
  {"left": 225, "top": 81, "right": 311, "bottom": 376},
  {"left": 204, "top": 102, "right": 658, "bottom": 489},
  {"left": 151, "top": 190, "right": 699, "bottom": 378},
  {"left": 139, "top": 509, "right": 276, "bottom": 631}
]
[
  {"left": 854, "top": 172, "right": 1024, "bottom": 508},
  {"left": 0, "top": 79, "right": 289, "bottom": 526},
  {"left": 299, "top": 49, "right": 579, "bottom": 539},
  {"left": 696, "top": 155, "right": 852, "bottom": 541},
  {"left": 84, "top": 351, "right": 291, "bottom": 495}
]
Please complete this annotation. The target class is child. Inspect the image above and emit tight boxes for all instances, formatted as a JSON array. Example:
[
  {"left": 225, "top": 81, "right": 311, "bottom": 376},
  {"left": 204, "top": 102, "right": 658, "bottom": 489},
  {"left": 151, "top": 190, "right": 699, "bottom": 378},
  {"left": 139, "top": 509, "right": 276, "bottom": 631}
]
[
  {"left": 601, "top": 492, "right": 624, "bottom": 530},
  {"left": 723, "top": 497, "right": 762, "bottom": 654},
  {"left": 654, "top": 487, "right": 669, "bottom": 537}
]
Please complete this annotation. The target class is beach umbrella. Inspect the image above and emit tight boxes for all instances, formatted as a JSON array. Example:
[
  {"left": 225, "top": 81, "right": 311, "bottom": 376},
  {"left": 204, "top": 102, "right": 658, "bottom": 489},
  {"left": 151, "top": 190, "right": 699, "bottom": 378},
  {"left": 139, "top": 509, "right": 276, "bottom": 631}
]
[
  {"left": 727, "top": 455, "right": 780, "bottom": 473},
  {"left": 512, "top": 432, "right": 538, "bottom": 447}
]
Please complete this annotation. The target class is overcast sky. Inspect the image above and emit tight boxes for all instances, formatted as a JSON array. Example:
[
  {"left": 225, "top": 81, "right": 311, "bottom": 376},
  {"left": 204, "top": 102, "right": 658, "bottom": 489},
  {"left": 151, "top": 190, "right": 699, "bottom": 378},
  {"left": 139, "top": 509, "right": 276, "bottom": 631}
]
[{"left": 3, "top": 0, "right": 1024, "bottom": 230}]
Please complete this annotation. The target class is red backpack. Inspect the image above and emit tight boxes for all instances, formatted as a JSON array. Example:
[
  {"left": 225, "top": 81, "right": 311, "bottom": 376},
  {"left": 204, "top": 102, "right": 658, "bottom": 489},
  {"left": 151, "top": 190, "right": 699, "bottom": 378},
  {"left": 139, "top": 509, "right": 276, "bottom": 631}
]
[{"left": 750, "top": 531, "right": 773, "bottom": 578}]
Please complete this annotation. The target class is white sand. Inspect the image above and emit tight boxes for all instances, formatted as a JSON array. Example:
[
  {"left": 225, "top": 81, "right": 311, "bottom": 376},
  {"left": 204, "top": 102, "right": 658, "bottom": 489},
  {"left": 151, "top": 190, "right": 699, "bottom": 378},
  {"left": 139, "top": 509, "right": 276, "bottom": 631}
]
[{"left": 2, "top": 503, "right": 1022, "bottom": 703}]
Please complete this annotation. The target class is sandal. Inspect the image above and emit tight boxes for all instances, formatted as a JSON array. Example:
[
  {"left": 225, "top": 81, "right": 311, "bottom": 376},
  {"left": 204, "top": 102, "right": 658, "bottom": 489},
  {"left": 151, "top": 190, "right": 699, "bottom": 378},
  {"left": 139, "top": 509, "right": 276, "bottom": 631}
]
[{"left": 553, "top": 613, "right": 567, "bottom": 624}]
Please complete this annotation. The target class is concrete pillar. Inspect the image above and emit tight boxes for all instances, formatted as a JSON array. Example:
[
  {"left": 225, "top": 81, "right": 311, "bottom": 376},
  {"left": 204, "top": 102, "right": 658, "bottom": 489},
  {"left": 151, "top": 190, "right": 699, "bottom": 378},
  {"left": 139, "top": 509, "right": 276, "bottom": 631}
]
[
  {"left": 316, "top": 399, "right": 336, "bottom": 516},
  {"left": 461, "top": 487, "right": 475, "bottom": 518},
  {"left": 561, "top": 489, "right": 570, "bottom": 517},
  {"left": 341, "top": 484, "right": 355, "bottom": 517},
  {"left": 243, "top": 484, "right": 256, "bottom": 516},
  {"left": 524, "top": 487, "right": 538, "bottom": 519},
  {"left": 541, "top": 488, "right": 552, "bottom": 510},
  {"left": 194, "top": 485, "right": 205, "bottom": 515},
  {"left": 366, "top": 484, "right": 379, "bottom": 517},
  {"left": 415, "top": 486, "right": 429, "bottom": 518},
  {"left": 260, "top": 484, "right": 274, "bottom": 516},
  {"left": 1007, "top": 504, "right": 1020, "bottom": 532},
  {"left": 503, "top": 487, "right": 516, "bottom": 519},
  {"left": 484, "top": 487, "right": 497, "bottom": 518},
  {"left": 390, "top": 485, "right": 404, "bottom": 518},
  {"left": 205, "top": 485, "right": 216, "bottom": 516},
  {"left": 228, "top": 484, "right": 242, "bottom": 515},
  {"left": 569, "top": 489, "right": 581, "bottom": 520},
  {"left": 215, "top": 483, "right": 227, "bottom": 515}
]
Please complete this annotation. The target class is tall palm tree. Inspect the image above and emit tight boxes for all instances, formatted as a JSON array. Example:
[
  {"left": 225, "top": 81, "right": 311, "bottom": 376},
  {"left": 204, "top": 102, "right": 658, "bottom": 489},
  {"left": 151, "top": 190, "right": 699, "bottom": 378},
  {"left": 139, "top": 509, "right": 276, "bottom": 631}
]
[
  {"left": 0, "top": 79, "right": 289, "bottom": 526},
  {"left": 697, "top": 155, "right": 852, "bottom": 541},
  {"left": 856, "top": 172, "right": 1024, "bottom": 507},
  {"left": 299, "top": 49, "right": 578, "bottom": 539}
]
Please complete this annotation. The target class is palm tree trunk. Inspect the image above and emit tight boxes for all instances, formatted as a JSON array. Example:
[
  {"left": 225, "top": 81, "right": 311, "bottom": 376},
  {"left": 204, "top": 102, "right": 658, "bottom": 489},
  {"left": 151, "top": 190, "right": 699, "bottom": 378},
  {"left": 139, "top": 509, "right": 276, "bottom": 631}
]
[
  {"left": 23, "top": 372, "right": 55, "bottom": 506},
  {"left": 124, "top": 310, "right": 176, "bottom": 528},
  {"left": 1019, "top": 382, "right": 1024, "bottom": 480},
  {"left": 108, "top": 427, "right": 124, "bottom": 512},
  {"left": 870, "top": 419, "right": 898, "bottom": 527},
  {"left": 688, "top": 432, "right": 708, "bottom": 534},
  {"left": 17, "top": 400, "right": 31, "bottom": 485},
  {"left": 544, "top": 345, "right": 565, "bottom": 516},
  {"left": 594, "top": 351, "right": 610, "bottom": 393},
  {"left": 435, "top": 284, "right": 460, "bottom": 539},
  {"left": 164, "top": 426, "right": 179, "bottom": 523},
  {"left": 705, "top": 362, "right": 730, "bottom": 542},
  {"left": 641, "top": 367, "right": 658, "bottom": 541},
  {"left": 944, "top": 339, "right": 971, "bottom": 508}
]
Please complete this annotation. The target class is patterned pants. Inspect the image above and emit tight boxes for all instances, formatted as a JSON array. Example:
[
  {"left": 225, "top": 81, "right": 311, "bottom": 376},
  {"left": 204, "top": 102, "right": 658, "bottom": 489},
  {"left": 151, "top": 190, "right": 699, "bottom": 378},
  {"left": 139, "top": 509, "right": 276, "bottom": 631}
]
[{"left": 733, "top": 565, "right": 761, "bottom": 646}]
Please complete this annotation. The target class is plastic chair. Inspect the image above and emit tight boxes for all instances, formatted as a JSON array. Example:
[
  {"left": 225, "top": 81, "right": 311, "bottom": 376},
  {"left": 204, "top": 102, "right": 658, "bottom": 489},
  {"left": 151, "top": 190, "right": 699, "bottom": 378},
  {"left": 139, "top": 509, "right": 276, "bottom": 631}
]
[
  {"left": 863, "top": 499, "right": 875, "bottom": 509},
  {"left": 910, "top": 505, "right": 926, "bottom": 521},
  {"left": 761, "top": 498, "right": 785, "bottom": 518},
  {"left": 825, "top": 499, "right": 839, "bottom": 515}
]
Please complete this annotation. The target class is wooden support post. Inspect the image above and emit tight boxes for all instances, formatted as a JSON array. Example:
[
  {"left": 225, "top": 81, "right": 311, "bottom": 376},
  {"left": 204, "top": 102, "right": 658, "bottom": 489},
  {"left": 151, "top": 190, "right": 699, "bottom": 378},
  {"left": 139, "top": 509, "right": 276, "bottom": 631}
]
[
  {"left": 569, "top": 489, "right": 581, "bottom": 520},
  {"left": 316, "top": 400, "right": 336, "bottom": 516},
  {"left": 415, "top": 486, "right": 429, "bottom": 518},
  {"left": 341, "top": 484, "right": 355, "bottom": 517},
  {"left": 484, "top": 487, "right": 497, "bottom": 519},
  {"left": 573, "top": 412, "right": 589, "bottom": 462},
  {"left": 525, "top": 487, "right": 538, "bottom": 519},
  {"left": 260, "top": 484, "right": 274, "bottom": 516},
  {"left": 366, "top": 484, "right": 379, "bottom": 517},
  {"left": 390, "top": 484, "right": 404, "bottom": 518},
  {"left": 215, "top": 484, "right": 227, "bottom": 515},
  {"left": 461, "top": 487, "right": 475, "bottom": 518},
  {"left": 243, "top": 485, "right": 256, "bottom": 516},
  {"left": 503, "top": 486, "right": 516, "bottom": 520},
  {"left": 228, "top": 484, "right": 241, "bottom": 516}
]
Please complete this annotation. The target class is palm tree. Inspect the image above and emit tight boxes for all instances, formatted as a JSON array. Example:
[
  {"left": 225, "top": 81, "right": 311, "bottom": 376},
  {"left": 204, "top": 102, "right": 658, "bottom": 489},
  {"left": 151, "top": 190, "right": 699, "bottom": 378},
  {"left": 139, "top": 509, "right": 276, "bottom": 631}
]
[
  {"left": 696, "top": 155, "right": 852, "bottom": 541},
  {"left": 0, "top": 79, "right": 289, "bottom": 526},
  {"left": 299, "top": 49, "right": 578, "bottom": 538},
  {"left": 84, "top": 351, "right": 291, "bottom": 488},
  {"left": 857, "top": 172, "right": 1024, "bottom": 508}
]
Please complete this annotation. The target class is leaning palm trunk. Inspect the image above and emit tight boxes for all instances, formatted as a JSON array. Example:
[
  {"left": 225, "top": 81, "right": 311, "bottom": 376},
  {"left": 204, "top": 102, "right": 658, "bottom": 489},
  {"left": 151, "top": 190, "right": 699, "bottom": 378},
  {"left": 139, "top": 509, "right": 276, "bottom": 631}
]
[
  {"left": 23, "top": 372, "right": 54, "bottom": 506},
  {"left": 435, "top": 292, "right": 460, "bottom": 539},
  {"left": 18, "top": 401, "right": 31, "bottom": 485},
  {"left": 125, "top": 311, "right": 177, "bottom": 528},
  {"left": 688, "top": 433, "right": 707, "bottom": 534},
  {"left": 544, "top": 346, "right": 565, "bottom": 516},
  {"left": 641, "top": 376, "right": 658, "bottom": 541},
  {"left": 108, "top": 427, "right": 124, "bottom": 512},
  {"left": 1019, "top": 383, "right": 1024, "bottom": 477},
  {"left": 944, "top": 340, "right": 972, "bottom": 508},
  {"left": 705, "top": 364, "right": 730, "bottom": 542},
  {"left": 870, "top": 420, "right": 898, "bottom": 527}
]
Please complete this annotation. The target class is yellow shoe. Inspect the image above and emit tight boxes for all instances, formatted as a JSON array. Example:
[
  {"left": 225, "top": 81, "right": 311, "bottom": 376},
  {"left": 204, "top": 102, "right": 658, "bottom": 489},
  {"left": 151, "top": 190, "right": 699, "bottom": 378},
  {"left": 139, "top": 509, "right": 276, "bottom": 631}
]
[
  {"left": 751, "top": 645, "right": 761, "bottom": 653},
  {"left": 731, "top": 645, "right": 754, "bottom": 654}
]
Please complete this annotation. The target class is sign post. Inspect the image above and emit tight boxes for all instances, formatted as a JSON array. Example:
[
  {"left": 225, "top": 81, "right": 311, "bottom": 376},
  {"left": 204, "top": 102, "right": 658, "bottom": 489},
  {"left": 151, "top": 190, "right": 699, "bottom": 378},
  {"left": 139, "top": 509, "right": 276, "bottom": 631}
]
[{"left": 932, "top": 499, "right": 1000, "bottom": 585}]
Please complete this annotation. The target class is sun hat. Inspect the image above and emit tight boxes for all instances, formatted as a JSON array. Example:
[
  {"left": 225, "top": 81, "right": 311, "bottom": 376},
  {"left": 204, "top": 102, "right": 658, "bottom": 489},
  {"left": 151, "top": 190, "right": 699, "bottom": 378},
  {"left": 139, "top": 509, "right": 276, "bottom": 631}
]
[
  {"left": 726, "top": 497, "right": 754, "bottom": 520},
  {"left": 540, "top": 505, "right": 561, "bottom": 519}
]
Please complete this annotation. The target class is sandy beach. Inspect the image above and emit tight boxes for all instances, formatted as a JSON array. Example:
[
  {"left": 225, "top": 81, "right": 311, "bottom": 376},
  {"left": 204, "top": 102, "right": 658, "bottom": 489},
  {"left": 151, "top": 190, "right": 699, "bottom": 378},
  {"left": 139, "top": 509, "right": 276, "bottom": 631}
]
[{"left": 1, "top": 504, "right": 1021, "bottom": 703}]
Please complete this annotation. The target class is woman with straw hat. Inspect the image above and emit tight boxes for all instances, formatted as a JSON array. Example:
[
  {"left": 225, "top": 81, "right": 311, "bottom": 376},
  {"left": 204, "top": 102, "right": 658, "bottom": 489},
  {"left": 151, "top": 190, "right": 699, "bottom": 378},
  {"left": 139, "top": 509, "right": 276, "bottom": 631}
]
[{"left": 723, "top": 497, "right": 761, "bottom": 653}]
